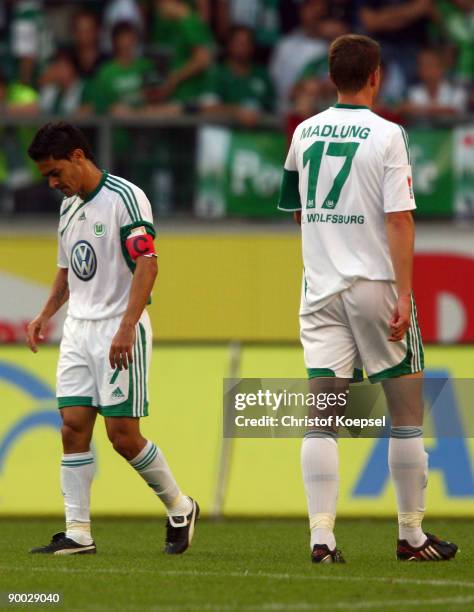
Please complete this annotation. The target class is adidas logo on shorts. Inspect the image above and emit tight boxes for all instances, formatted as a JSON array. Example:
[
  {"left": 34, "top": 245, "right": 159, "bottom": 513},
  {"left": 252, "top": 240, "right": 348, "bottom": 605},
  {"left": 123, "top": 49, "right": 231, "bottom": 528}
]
[{"left": 111, "top": 387, "right": 125, "bottom": 399}]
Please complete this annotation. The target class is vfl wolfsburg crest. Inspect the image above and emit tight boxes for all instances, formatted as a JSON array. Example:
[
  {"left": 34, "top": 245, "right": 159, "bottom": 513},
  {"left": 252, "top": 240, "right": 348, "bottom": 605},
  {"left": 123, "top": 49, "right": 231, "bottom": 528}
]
[
  {"left": 94, "top": 222, "right": 106, "bottom": 237},
  {"left": 71, "top": 240, "right": 97, "bottom": 281}
]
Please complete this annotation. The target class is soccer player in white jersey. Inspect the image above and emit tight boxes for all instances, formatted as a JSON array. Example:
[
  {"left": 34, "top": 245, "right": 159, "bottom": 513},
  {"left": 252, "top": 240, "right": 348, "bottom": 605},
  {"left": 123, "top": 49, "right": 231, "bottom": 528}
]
[
  {"left": 278, "top": 35, "right": 457, "bottom": 563},
  {"left": 26, "top": 122, "right": 199, "bottom": 555}
]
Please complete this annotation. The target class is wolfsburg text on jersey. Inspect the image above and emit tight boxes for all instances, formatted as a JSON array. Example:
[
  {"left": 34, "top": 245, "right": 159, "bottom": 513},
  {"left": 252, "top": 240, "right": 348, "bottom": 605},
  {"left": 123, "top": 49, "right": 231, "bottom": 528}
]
[{"left": 304, "top": 213, "right": 365, "bottom": 224}]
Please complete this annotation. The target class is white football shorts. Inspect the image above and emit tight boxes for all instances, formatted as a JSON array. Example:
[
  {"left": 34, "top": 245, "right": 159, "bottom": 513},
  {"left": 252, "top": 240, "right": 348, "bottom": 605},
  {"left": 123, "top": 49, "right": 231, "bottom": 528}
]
[
  {"left": 300, "top": 280, "right": 424, "bottom": 382},
  {"left": 57, "top": 310, "right": 152, "bottom": 416}
]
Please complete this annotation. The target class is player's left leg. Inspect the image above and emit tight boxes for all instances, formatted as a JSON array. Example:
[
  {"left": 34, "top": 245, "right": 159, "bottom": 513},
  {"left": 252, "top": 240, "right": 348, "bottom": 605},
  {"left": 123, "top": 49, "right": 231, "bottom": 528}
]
[
  {"left": 104, "top": 416, "right": 198, "bottom": 554},
  {"left": 302, "top": 376, "right": 349, "bottom": 564},
  {"left": 94, "top": 312, "right": 198, "bottom": 554},
  {"left": 383, "top": 374, "right": 457, "bottom": 560},
  {"left": 383, "top": 373, "right": 427, "bottom": 547},
  {"left": 346, "top": 280, "right": 457, "bottom": 560}
]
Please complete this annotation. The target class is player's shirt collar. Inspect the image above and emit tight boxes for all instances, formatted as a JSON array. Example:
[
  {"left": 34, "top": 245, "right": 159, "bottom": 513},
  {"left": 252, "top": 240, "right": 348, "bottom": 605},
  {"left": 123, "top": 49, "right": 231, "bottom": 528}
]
[
  {"left": 83, "top": 170, "right": 108, "bottom": 203},
  {"left": 332, "top": 103, "right": 370, "bottom": 110}
]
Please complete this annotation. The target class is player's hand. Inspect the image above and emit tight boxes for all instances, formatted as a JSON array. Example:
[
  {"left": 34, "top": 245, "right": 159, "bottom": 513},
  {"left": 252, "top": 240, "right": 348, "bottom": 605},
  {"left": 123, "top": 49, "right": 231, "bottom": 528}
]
[
  {"left": 389, "top": 295, "right": 412, "bottom": 342},
  {"left": 26, "top": 315, "right": 49, "bottom": 353},
  {"left": 109, "top": 323, "right": 135, "bottom": 370}
]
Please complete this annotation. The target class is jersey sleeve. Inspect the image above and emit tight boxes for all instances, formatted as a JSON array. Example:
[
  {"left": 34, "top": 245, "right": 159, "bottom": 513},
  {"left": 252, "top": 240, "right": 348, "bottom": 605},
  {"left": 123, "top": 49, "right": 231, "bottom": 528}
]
[
  {"left": 116, "top": 185, "right": 157, "bottom": 271},
  {"left": 383, "top": 127, "right": 416, "bottom": 213},
  {"left": 277, "top": 135, "right": 301, "bottom": 212},
  {"left": 118, "top": 186, "right": 156, "bottom": 239},
  {"left": 117, "top": 184, "right": 157, "bottom": 269}
]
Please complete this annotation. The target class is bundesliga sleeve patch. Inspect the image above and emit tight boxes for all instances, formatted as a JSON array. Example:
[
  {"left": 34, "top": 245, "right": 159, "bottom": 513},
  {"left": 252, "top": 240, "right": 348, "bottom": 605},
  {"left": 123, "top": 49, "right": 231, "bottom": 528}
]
[{"left": 125, "top": 226, "right": 156, "bottom": 260}]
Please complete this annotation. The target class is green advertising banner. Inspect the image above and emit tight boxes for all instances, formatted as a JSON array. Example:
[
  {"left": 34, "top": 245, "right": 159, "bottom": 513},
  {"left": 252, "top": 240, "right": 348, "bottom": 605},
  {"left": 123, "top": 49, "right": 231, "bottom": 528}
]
[
  {"left": 409, "top": 128, "right": 454, "bottom": 216},
  {"left": 195, "top": 124, "right": 474, "bottom": 218},
  {"left": 195, "top": 125, "right": 286, "bottom": 218}
]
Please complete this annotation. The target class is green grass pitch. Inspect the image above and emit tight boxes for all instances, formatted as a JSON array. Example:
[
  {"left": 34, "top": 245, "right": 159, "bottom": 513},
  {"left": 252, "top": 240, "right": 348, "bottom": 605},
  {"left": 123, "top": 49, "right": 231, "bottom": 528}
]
[{"left": 0, "top": 519, "right": 472, "bottom": 611}]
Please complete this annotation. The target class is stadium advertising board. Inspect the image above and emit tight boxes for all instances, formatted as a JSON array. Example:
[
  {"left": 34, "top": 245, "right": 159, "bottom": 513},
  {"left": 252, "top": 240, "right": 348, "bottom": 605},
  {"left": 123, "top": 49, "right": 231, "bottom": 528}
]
[
  {"left": 0, "top": 234, "right": 472, "bottom": 343},
  {"left": 0, "top": 346, "right": 472, "bottom": 516},
  {"left": 195, "top": 125, "right": 474, "bottom": 218}
]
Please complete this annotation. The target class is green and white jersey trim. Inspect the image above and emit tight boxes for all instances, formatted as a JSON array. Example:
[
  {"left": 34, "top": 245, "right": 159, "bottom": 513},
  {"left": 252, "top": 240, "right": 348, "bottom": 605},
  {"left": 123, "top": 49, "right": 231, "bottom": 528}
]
[
  {"left": 104, "top": 174, "right": 143, "bottom": 223},
  {"left": 398, "top": 125, "right": 411, "bottom": 164},
  {"left": 131, "top": 321, "right": 148, "bottom": 417}
]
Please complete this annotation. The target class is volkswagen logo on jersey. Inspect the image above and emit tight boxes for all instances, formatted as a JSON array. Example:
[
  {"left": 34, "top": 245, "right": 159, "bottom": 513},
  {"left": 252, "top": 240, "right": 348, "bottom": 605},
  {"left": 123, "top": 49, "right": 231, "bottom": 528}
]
[{"left": 71, "top": 240, "right": 97, "bottom": 281}]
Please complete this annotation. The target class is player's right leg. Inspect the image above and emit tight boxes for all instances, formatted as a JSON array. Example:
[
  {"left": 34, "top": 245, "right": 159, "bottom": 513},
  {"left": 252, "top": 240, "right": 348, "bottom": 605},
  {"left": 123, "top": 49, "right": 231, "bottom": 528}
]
[
  {"left": 30, "top": 317, "right": 98, "bottom": 555},
  {"left": 30, "top": 406, "right": 98, "bottom": 555},
  {"left": 95, "top": 311, "right": 198, "bottom": 555},
  {"left": 300, "top": 295, "right": 359, "bottom": 563}
]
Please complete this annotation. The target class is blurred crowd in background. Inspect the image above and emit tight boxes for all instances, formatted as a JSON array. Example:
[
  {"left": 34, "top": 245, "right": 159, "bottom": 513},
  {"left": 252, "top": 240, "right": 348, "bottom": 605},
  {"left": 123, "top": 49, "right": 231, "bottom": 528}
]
[
  {"left": 0, "top": 0, "right": 472, "bottom": 130},
  {"left": 0, "top": 0, "right": 472, "bottom": 217}
]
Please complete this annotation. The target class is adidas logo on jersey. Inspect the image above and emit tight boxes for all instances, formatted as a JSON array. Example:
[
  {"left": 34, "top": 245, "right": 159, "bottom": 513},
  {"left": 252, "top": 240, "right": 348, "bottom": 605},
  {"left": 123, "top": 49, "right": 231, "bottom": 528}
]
[
  {"left": 78, "top": 212, "right": 86, "bottom": 221},
  {"left": 111, "top": 387, "right": 125, "bottom": 399}
]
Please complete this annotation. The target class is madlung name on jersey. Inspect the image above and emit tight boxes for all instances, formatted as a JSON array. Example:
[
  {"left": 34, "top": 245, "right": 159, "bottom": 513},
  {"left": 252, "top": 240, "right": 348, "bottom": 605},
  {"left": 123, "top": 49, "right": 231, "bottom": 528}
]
[{"left": 301, "top": 124, "right": 372, "bottom": 140}]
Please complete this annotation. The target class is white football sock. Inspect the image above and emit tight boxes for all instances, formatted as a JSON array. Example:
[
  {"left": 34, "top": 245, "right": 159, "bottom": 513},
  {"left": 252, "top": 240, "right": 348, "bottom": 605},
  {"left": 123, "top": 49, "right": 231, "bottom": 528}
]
[
  {"left": 61, "top": 451, "right": 94, "bottom": 546},
  {"left": 129, "top": 440, "right": 192, "bottom": 516},
  {"left": 389, "top": 427, "right": 428, "bottom": 548},
  {"left": 301, "top": 434, "right": 338, "bottom": 550}
]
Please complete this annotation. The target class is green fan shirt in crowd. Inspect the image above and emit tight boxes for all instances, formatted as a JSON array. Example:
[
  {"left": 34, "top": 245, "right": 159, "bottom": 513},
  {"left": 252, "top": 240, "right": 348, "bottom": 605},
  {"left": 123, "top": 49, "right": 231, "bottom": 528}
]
[
  {"left": 152, "top": 11, "right": 214, "bottom": 103},
  {"left": 85, "top": 57, "right": 154, "bottom": 113},
  {"left": 204, "top": 63, "right": 274, "bottom": 111}
]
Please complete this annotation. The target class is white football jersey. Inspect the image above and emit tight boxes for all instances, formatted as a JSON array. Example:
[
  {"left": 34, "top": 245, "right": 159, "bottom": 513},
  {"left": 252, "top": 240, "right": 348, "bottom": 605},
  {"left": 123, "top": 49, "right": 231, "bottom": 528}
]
[
  {"left": 278, "top": 104, "right": 416, "bottom": 314},
  {"left": 57, "top": 171, "right": 155, "bottom": 320}
]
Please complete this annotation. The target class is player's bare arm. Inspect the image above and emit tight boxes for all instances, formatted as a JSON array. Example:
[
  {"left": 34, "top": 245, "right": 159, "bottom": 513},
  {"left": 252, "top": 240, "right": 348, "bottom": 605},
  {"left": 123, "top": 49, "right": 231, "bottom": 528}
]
[
  {"left": 26, "top": 267, "right": 69, "bottom": 353},
  {"left": 109, "top": 255, "right": 158, "bottom": 371},
  {"left": 385, "top": 210, "right": 415, "bottom": 342}
]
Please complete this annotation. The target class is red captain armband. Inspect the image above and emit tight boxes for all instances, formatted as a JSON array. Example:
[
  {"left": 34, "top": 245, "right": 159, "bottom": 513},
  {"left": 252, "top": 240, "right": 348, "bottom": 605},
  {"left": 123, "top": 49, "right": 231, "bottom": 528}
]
[{"left": 125, "top": 227, "right": 156, "bottom": 260}]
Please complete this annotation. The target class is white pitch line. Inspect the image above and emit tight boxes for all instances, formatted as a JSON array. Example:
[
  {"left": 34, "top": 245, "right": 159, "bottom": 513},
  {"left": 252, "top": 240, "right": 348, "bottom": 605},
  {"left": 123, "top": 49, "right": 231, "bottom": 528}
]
[
  {"left": 59, "top": 595, "right": 474, "bottom": 612},
  {"left": 254, "top": 597, "right": 474, "bottom": 611},
  {"left": 1, "top": 566, "right": 473, "bottom": 590}
]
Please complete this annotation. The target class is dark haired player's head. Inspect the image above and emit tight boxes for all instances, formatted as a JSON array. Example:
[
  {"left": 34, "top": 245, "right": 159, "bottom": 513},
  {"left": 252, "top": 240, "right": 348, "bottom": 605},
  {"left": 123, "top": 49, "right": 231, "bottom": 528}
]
[
  {"left": 28, "top": 122, "right": 100, "bottom": 198},
  {"left": 329, "top": 34, "right": 381, "bottom": 103},
  {"left": 28, "top": 121, "right": 94, "bottom": 162}
]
